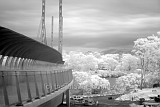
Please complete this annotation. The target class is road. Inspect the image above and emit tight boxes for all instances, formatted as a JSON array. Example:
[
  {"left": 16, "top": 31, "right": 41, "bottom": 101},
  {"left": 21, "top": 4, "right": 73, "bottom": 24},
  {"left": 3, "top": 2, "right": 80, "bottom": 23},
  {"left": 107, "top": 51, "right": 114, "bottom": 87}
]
[{"left": 59, "top": 95, "right": 139, "bottom": 107}]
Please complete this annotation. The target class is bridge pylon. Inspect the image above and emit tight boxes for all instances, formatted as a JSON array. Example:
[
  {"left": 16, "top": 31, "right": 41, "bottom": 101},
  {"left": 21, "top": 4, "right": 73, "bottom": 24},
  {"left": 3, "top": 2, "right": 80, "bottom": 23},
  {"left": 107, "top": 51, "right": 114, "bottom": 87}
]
[
  {"left": 58, "top": 0, "right": 63, "bottom": 54},
  {"left": 37, "top": 0, "right": 47, "bottom": 45},
  {"left": 51, "top": 16, "right": 54, "bottom": 48}
]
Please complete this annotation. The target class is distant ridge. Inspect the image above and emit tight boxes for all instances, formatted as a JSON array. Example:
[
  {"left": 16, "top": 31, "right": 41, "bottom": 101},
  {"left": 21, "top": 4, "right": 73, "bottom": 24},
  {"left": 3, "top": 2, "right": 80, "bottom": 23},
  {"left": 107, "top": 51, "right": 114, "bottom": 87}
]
[{"left": 101, "top": 48, "right": 133, "bottom": 55}]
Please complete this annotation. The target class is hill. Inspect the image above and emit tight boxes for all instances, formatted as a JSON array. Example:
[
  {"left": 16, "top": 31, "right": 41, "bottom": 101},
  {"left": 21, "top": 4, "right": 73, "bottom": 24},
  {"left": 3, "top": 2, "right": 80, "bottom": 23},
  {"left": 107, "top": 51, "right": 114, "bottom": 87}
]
[{"left": 101, "top": 48, "right": 133, "bottom": 55}]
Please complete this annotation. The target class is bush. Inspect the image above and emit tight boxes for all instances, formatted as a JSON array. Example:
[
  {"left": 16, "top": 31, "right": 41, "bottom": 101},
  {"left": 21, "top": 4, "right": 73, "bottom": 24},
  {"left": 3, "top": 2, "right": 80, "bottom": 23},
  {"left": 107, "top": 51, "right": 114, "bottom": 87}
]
[
  {"left": 145, "top": 72, "right": 160, "bottom": 88},
  {"left": 98, "top": 70, "right": 126, "bottom": 78},
  {"left": 114, "top": 73, "right": 141, "bottom": 93}
]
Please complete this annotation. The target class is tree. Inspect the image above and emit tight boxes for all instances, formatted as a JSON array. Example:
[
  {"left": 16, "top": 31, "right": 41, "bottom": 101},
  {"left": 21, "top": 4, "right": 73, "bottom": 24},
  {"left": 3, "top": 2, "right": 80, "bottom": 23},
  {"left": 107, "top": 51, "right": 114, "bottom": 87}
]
[
  {"left": 121, "top": 54, "right": 139, "bottom": 72},
  {"left": 145, "top": 72, "right": 160, "bottom": 87},
  {"left": 115, "top": 73, "right": 141, "bottom": 93},
  {"left": 132, "top": 35, "right": 160, "bottom": 89},
  {"left": 72, "top": 71, "right": 110, "bottom": 94},
  {"left": 63, "top": 51, "right": 98, "bottom": 71},
  {"left": 72, "top": 71, "right": 89, "bottom": 89},
  {"left": 80, "top": 75, "right": 110, "bottom": 94},
  {"left": 133, "top": 35, "right": 160, "bottom": 72},
  {"left": 90, "top": 75, "right": 110, "bottom": 90},
  {"left": 101, "top": 55, "right": 119, "bottom": 71}
]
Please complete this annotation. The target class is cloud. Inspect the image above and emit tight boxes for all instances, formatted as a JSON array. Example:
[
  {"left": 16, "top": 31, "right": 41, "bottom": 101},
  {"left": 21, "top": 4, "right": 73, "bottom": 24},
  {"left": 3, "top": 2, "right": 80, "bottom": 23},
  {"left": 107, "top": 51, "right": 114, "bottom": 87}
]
[{"left": 63, "top": 14, "right": 160, "bottom": 37}]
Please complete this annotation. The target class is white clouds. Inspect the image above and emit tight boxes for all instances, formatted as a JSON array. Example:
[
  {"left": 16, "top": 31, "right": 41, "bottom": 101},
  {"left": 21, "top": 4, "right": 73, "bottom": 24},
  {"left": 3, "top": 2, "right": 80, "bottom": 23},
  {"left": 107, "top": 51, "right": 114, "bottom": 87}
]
[
  {"left": 104, "top": 15, "right": 160, "bottom": 31},
  {"left": 63, "top": 12, "right": 160, "bottom": 39}
]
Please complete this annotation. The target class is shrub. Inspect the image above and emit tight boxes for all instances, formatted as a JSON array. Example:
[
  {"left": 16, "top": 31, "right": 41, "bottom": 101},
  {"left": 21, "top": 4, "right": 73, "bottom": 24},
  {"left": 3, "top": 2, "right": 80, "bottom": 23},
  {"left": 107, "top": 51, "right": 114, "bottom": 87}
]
[{"left": 114, "top": 73, "right": 141, "bottom": 93}]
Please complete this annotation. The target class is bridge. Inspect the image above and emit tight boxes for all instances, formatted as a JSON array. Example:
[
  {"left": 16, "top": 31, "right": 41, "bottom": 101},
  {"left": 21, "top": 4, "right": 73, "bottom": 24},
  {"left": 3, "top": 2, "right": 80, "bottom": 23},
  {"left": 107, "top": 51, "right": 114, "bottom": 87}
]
[{"left": 0, "top": 26, "right": 73, "bottom": 107}]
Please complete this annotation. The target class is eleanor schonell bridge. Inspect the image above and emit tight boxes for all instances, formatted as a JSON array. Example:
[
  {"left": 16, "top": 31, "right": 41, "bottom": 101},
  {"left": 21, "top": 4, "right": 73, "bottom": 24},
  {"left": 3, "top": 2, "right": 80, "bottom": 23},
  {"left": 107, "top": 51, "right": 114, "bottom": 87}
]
[{"left": 0, "top": 26, "right": 73, "bottom": 107}]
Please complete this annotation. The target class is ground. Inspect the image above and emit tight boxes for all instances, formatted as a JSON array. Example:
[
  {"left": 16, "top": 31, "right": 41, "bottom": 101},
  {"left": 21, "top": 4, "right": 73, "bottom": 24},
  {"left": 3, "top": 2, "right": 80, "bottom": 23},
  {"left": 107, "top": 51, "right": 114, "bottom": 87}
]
[
  {"left": 59, "top": 88, "right": 160, "bottom": 107},
  {"left": 116, "top": 88, "right": 160, "bottom": 101},
  {"left": 59, "top": 95, "right": 139, "bottom": 107}
]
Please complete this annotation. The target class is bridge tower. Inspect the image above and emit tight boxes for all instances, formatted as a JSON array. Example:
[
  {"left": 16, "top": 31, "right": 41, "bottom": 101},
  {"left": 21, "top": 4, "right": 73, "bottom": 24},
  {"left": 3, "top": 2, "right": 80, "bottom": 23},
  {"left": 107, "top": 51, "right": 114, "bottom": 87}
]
[
  {"left": 37, "top": 0, "right": 47, "bottom": 45},
  {"left": 58, "top": 0, "right": 63, "bottom": 54}
]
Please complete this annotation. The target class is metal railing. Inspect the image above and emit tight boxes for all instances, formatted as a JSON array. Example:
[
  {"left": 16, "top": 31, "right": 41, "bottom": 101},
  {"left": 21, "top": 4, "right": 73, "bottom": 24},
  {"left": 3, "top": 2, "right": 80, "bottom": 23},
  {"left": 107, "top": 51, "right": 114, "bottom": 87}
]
[{"left": 0, "top": 55, "right": 73, "bottom": 107}]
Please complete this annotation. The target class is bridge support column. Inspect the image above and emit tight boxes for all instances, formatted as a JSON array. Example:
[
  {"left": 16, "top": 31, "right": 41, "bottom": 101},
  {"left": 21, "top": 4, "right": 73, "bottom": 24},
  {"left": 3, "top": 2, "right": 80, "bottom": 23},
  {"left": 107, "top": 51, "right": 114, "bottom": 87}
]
[{"left": 66, "top": 89, "right": 70, "bottom": 107}]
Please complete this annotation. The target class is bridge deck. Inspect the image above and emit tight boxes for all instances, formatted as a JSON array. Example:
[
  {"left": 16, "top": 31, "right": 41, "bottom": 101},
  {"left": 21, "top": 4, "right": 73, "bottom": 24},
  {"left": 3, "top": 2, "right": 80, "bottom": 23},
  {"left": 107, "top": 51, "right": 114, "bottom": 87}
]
[{"left": 0, "top": 26, "right": 73, "bottom": 107}]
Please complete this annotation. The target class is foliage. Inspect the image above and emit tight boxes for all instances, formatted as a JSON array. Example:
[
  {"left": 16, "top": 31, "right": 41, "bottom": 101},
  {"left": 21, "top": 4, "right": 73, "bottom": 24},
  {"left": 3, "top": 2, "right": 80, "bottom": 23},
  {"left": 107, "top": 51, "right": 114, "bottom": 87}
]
[
  {"left": 63, "top": 51, "right": 140, "bottom": 74},
  {"left": 63, "top": 51, "right": 98, "bottom": 71},
  {"left": 72, "top": 71, "right": 110, "bottom": 94},
  {"left": 114, "top": 73, "right": 141, "bottom": 93},
  {"left": 63, "top": 47, "right": 160, "bottom": 94},
  {"left": 120, "top": 54, "right": 140, "bottom": 72},
  {"left": 145, "top": 72, "right": 160, "bottom": 87},
  {"left": 98, "top": 70, "right": 126, "bottom": 78},
  {"left": 72, "top": 71, "right": 89, "bottom": 89},
  {"left": 99, "top": 54, "right": 119, "bottom": 71},
  {"left": 90, "top": 75, "right": 110, "bottom": 89},
  {"left": 133, "top": 35, "right": 160, "bottom": 73}
]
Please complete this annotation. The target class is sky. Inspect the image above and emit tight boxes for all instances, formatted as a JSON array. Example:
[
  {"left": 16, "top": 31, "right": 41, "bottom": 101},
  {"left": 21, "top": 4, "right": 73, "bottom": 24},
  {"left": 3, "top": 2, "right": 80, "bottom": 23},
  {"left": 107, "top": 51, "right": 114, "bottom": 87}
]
[{"left": 0, "top": 0, "right": 160, "bottom": 52}]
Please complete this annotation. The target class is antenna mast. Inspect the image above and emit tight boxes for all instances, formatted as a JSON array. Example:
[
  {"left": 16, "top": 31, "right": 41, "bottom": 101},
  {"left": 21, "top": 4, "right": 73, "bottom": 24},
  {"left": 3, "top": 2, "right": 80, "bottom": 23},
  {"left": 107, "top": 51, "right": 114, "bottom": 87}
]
[{"left": 58, "top": 0, "right": 63, "bottom": 54}]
